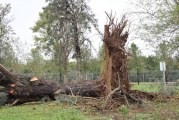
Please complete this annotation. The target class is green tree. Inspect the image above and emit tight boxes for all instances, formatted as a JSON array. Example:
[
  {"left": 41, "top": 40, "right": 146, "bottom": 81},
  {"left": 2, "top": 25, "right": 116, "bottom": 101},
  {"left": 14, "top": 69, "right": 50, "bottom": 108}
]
[
  {"left": 155, "top": 41, "right": 178, "bottom": 80},
  {"left": 80, "top": 44, "right": 92, "bottom": 73},
  {"left": 25, "top": 49, "right": 45, "bottom": 75},
  {"left": 155, "top": 41, "right": 178, "bottom": 69},
  {"left": 89, "top": 58, "right": 100, "bottom": 74},
  {"left": 32, "top": 0, "right": 97, "bottom": 81},
  {"left": 0, "top": 3, "right": 18, "bottom": 69},
  {"left": 144, "top": 56, "right": 159, "bottom": 70},
  {"left": 22, "top": 49, "right": 58, "bottom": 76},
  {"left": 128, "top": 43, "right": 145, "bottom": 84},
  {"left": 174, "top": 54, "right": 179, "bottom": 69},
  {"left": 130, "top": 0, "right": 179, "bottom": 58}
]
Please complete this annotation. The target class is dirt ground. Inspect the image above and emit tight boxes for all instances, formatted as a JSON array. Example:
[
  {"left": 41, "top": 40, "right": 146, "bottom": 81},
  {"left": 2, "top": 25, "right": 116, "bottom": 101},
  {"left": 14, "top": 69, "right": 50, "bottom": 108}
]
[{"left": 73, "top": 95, "right": 179, "bottom": 120}]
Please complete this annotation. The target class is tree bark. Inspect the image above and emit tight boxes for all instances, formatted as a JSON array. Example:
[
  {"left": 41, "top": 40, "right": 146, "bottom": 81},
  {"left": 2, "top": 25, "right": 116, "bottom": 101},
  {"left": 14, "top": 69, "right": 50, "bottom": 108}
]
[
  {"left": 101, "top": 15, "right": 130, "bottom": 96},
  {"left": 101, "top": 25, "right": 112, "bottom": 96},
  {"left": 0, "top": 64, "right": 18, "bottom": 83}
]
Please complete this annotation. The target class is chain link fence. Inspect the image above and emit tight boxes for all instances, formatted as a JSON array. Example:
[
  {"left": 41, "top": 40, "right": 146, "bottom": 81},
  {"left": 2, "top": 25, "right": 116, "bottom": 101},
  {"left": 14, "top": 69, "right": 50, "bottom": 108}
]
[
  {"left": 23, "top": 70, "right": 179, "bottom": 83},
  {"left": 27, "top": 71, "right": 100, "bottom": 82},
  {"left": 128, "top": 70, "right": 179, "bottom": 83}
]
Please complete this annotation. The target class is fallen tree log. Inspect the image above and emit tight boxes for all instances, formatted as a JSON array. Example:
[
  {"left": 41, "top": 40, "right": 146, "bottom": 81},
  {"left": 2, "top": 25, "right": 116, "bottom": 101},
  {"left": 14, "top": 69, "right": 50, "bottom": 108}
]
[
  {"left": 0, "top": 64, "right": 156, "bottom": 106},
  {"left": 0, "top": 64, "right": 103, "bottom": 105}
]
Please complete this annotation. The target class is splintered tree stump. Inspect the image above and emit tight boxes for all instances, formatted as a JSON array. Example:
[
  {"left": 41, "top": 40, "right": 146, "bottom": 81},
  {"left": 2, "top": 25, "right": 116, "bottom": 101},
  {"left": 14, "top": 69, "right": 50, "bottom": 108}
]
[
  {"left": 101, "top": 14, "right": 130, "bottom": 96},
  {"left": 100, "top": 14, "right": 157, "bottom": 105}
]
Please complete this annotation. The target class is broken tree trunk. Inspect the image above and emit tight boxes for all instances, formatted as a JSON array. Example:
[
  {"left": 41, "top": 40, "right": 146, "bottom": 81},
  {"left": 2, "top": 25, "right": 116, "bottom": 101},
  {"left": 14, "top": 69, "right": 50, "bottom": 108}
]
[
  {"left": 101, "top": 14, "right": 130, "bottom": 96},
  {"left": 0, "top": 64, "right": 102, "bottom": 105},
  {"left": 0, "top": 64, "right": 23, "bottom": 87}
]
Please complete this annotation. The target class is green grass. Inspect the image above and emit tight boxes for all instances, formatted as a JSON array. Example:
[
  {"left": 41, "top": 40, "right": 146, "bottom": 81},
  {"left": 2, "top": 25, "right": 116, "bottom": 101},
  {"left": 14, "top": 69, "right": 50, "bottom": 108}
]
[
  {"left": 0, "top": 103, "right": 92, "bottom": 120},
  {"left": 132, "top": 82, "right": 179, "bottom": 94},
  {"left": 133, "top": 99, "right": 179, "bottom": 120},
  {"left": 0, "top": 83, "right": 179, "bottom": 120},
  {"left": 132, "top": 83, "right": 160, "bottom": 93}
]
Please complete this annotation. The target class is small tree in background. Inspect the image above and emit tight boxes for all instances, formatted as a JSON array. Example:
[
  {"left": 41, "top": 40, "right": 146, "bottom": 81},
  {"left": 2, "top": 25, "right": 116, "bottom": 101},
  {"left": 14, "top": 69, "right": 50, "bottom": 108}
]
[
  {"left": 128, "top": 43, "right": 145, "bottom": 84},
  {"left": 0, "top": 3, "right": 18, "bottom": 69}
]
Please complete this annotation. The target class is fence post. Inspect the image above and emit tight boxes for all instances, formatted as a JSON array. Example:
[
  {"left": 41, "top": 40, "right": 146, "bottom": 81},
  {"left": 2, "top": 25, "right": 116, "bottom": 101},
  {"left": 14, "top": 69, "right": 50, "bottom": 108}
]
[{"left": 143, "top": 73, "right": 145, "bottom": 82}]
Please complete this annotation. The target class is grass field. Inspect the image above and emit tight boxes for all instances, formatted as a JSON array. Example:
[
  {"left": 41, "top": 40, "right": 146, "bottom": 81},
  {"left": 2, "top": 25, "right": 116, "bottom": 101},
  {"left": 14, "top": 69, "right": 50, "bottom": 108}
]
[
  {"left": 132, "top": 82, "right": 179, "bottom": 95},
  {"left": 0, "top": 83, "right": 179, "bottom": 120},
  {"left": 0, "top": 103, "right": 92, "bottom": 120},
  {"left": 132, "top": 83, "right": 161, "bottom": 93}
]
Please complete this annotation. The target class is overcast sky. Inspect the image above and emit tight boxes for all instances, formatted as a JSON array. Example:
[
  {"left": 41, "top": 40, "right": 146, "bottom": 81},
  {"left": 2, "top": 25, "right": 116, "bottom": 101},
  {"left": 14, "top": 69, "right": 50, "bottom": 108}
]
[{"left": 0, "top": 0, "right": 152, "bottom": 56}]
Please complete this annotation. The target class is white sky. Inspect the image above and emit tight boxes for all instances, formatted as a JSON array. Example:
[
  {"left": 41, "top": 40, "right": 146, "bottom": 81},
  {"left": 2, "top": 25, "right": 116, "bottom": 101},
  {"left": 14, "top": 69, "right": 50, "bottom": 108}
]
[
  {"left": 1, "top": 0, "right": 46, "bottom": 52},
  {"left": 0, "top": 0, "right": 152, "bottom": 57}
]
